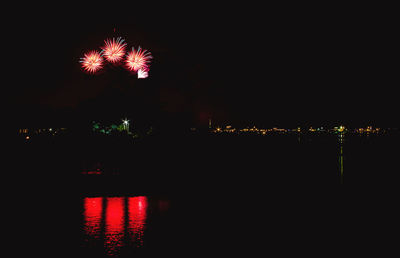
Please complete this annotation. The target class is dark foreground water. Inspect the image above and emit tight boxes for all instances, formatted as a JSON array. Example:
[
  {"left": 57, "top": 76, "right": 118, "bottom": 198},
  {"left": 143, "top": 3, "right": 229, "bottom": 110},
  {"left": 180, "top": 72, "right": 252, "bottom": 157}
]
[{"left": 9, "top": 133, "right": 400, "bottom": 256}]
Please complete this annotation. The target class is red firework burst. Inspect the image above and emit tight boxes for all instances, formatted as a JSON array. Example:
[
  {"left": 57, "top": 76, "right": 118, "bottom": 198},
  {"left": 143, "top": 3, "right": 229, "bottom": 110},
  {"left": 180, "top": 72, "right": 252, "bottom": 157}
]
[
  {"left": 80, "top": 50, "right": 104, "bottom": 74},
  {"left": 125, "top": 46, "right": 152, "bottom": 72},
  {"left": 101, "top": 37, "right": 127, "bottom": 63}
]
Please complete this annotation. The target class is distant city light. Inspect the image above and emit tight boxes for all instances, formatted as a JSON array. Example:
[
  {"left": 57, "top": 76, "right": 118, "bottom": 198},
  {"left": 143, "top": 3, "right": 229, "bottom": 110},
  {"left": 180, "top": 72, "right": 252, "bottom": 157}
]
[
  {"left": 17, "top": 124, "right": 392, "bottom": 142},
  {"left": 207, "top": 124, "right": 389, "bottom": 135}
]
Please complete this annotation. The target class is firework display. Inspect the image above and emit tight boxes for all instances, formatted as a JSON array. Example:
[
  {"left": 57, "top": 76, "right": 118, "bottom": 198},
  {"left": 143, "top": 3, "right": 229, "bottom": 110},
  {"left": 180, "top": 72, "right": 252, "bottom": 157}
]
[
  {"left": 101, "top": 37, "right": 127, "bottom": 63},
  {"left": 80, "top": 51, "right": 104, "bottom": 74},
  {"left": 125, "top": 47, "right": 153, "bottom": 72},
  {"left": 80, "top": 36, "right": 152, "bottom": 78}
]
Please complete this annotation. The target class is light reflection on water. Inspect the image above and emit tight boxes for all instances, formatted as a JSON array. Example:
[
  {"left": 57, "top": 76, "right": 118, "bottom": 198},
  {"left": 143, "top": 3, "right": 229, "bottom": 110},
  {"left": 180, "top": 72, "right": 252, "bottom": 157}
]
[
  {"left": 83, "top": 196, "right": 149, "bottom": 256},
  {"left": 77, "top": 134, "right": 400, "bottom": 256},
  {"left": 105, "top": 197, "right": 125, "bottom": 255},
  {"left": 339, "top": 143, "right": 344, "bottom": 184},
  {"left": 84, "top": 197, "right": 103, "bottom": 240},
  {"left": 338, "top": 133, "right": 345, "bottom": 184},
  {"left": 127, "top": 197, "right": 148, "bottom": 248}
]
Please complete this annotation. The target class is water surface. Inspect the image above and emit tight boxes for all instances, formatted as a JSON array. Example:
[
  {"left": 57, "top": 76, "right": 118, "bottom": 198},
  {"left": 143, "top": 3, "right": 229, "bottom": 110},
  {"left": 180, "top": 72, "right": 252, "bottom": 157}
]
[{"left": 11, "top": 133, "right": 399, "bottom": 256}]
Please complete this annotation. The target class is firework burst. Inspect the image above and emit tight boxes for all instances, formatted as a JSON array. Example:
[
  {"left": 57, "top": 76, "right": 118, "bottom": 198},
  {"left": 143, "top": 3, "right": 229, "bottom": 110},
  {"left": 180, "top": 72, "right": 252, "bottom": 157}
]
[
  {"left": 125, "top": 46, "right": 153, "bottom": 72},
  {"left": 80, "top": 50, "right": 104, "bottom": 74},
  {"left": 101, "top": 37, "right": 127, "bottom": 63}
]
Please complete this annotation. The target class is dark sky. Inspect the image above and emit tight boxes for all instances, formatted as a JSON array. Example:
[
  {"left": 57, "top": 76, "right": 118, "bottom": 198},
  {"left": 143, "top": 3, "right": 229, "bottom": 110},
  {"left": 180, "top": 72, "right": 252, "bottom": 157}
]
[{"left": 7, "top": 3, "right": 399, "bottom": 129}]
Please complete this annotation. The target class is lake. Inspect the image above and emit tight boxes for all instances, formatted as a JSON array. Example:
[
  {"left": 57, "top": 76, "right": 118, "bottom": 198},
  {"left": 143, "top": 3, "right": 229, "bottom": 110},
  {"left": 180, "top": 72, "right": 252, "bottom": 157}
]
[{"left": 9, "top": 132, "right": 399, "bottom": 256}]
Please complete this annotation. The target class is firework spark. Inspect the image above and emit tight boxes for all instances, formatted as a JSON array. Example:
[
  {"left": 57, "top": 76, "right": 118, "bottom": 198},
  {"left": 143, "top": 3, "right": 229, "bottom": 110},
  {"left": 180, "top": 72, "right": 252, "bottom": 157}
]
[
  {"left": 101, "top": 37, "right": 127, "bottom": 63},
  {"left": 125, "top": 46, "right": 152, "bottom": 72},
  {"left": 80, "top": 50, "right": 104, "bottom": 74},
  {"left": 137, "top": 68, "right": 149, "bottom": 79}
]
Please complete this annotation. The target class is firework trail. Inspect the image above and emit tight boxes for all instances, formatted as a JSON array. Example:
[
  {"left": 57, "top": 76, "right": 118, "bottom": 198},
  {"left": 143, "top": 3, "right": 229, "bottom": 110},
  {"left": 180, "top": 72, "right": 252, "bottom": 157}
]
[
  {"left": 80, "top": 50, "right": 104, "bottom": 73},
  {"left": 125, "top": 46, "right": 153, "bottom": 72},
  {"left": 101, "top": 37, "right": 127, "bottom": 63}
]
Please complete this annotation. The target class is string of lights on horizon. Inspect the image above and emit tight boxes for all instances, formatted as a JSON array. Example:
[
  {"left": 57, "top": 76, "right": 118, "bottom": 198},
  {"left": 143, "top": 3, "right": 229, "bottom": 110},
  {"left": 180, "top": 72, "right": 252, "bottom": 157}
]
[{"left": 79, "top": 37, "right": 152, "bottom": 79}]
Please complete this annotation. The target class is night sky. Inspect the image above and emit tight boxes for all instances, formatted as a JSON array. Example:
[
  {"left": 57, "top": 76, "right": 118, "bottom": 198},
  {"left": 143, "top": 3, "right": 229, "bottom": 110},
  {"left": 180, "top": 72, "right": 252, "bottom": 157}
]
[{"left": 7, "top": 3, "right": 399, "bottom": 130}]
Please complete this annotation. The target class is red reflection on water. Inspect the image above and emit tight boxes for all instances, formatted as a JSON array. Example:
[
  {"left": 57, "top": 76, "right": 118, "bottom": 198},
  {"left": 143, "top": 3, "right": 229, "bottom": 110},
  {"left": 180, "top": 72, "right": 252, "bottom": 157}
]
[
  {"left": 83, "top": 197, "right": 103, "bottom": 239},
  {"left": 83, "top": 196, "right": 149, "bottom": 256},
  {"left": 83, "top": 171, "right": 102, "bottom": 175},
  {"left": 128, "top": 197, "right": 148, "bottom": 247},
  {"left": 105, "top": 197, "right": 125, "bottom": 255}
]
